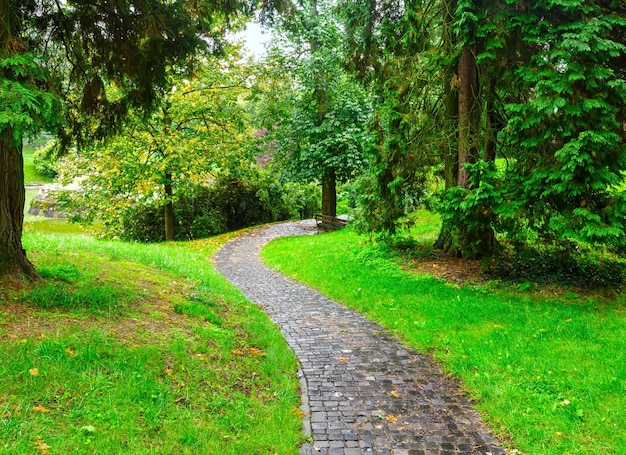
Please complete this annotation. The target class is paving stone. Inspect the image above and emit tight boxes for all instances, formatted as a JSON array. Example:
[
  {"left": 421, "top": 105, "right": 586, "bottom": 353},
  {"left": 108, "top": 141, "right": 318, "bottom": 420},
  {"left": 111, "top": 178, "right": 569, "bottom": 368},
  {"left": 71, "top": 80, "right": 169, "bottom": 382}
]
[{"left": 214, "top": 220, "right": 509, "bottom": 455}]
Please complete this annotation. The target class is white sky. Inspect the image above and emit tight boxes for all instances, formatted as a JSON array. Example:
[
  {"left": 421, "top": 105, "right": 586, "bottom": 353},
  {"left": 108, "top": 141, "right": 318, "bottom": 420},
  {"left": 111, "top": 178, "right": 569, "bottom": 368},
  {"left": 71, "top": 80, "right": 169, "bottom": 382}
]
[{"left": 238, "top": 21, "right": 272, "bottom": 58}]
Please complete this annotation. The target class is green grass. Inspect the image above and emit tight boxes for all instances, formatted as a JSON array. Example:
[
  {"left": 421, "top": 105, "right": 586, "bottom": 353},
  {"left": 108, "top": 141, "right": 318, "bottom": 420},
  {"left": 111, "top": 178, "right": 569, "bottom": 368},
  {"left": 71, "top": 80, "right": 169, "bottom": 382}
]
[
  {"left": 22, "top": 142, "right": 80, "bottom": 234},
  {"left": 261, "top": 226, "right": 626, "bottom": 455},
  {"left": 23, "top": 144, "right": 54, "bottom": 185},
  {"left": 0, "top": 232, "right": 303, "bottom": 454}
]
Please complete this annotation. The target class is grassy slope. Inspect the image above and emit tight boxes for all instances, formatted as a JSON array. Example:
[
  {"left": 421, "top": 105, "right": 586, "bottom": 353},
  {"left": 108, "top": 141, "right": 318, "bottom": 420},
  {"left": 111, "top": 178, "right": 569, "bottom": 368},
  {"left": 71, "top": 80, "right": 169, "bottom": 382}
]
[
  {"left": 0, "top": 232, "right": 303, "bottom": 454},
  {"left": 261, "top": 228, "right": 626, "bottom": 455}
]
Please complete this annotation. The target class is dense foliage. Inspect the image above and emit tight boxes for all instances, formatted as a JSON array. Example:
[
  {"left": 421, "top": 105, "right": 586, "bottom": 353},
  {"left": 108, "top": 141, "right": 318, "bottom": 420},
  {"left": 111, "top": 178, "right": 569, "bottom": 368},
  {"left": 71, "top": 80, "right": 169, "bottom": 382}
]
[
  {"left": 252, "top": 0, "right": 374, "bottom": 216},
  {"left": 0, "top": 0, "right": 251, "bottom": 277},
  {"left": 33, "top": 141, "right": 61, "bottom": 178},
  {"left": 56, "top": 51, "right": 320, "bottom": 241},
  {"left": 341, "top": 0, "right": 626, "bottom": 261},
  {"left": 118, "top": 177, "right": 320, "bottom": 242}
]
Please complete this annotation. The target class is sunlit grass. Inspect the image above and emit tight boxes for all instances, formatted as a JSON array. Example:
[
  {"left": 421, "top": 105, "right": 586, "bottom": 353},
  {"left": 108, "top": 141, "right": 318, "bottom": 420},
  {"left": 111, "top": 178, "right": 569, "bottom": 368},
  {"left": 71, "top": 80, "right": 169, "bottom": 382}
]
[
  {"left": 261, "top": 226, "right": 626, "bottom": 455},
  {"left": 1, "top": 232, "right": 303, "bottom": 454}
]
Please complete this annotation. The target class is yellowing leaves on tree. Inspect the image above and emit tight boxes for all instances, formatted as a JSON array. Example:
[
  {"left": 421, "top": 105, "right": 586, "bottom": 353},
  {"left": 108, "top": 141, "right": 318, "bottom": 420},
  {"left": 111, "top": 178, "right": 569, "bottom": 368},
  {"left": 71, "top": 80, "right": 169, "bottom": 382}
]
[{"left": 57, "top": 48, "right": 254, "bottom": 242}]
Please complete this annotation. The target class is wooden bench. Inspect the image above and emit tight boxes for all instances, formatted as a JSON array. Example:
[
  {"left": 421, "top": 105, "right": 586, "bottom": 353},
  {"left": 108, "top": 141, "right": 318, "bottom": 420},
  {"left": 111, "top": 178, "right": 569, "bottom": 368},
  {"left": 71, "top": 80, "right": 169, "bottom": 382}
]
[{"left": 314, "top": 214, "right": 348, "bottom": 231}]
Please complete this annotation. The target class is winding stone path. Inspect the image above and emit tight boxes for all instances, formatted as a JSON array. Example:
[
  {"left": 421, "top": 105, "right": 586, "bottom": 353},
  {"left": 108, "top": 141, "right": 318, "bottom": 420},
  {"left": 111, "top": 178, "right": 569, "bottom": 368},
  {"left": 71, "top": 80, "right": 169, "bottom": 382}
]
[{"left": 213, "top": 221, "right": 507, "bottom": 455}]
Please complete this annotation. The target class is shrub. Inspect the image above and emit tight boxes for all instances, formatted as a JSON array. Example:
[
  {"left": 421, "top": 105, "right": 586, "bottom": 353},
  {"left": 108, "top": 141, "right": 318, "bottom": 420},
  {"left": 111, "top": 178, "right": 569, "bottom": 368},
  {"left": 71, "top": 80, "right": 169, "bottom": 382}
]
[
  {"left": 33, "top": 140, "right": 61, "bottom": 178},
  {"left": 118, "top": 174, "right": 320, "bottom": 243},
  {"left": 485, "top": 247, "right": 626, "bottom": 289}
]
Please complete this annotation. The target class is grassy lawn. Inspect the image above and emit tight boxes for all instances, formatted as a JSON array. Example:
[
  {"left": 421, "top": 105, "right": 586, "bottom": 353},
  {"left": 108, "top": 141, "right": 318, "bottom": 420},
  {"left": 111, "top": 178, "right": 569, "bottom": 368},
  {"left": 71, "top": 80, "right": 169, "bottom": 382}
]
[
  {"left": 23, "top": 144, "right": 54, "bottom": 185},
  {"left": 1, "top": 232, "right": 303, "bottom": 454},
  {"left": 261, "top": 219, "right": 626, "bottom": 455}
]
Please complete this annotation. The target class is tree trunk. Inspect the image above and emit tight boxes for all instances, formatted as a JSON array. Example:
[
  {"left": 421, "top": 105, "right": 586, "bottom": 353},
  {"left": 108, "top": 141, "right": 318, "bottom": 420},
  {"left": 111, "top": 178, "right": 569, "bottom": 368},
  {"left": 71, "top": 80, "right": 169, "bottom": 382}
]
[
  {"left": 457, "top": 45, "right": 495, "bottom": 257},
  {"left": 457, "top": 46, "right": 480, "bottom": 188},
  {"left": 164, "top": 173, "right": 175, "bottom": 241},
  {"left": 442, "top": 0, "right": 459, "bottom": 190},
  {"left": 0, "top": 132, "right": 40, "bottom": 279},
  {"left": 321, "top": 169, "right": 337, "bottom": 217},
  {"left": 434, "top": 0, "right": 459, "bottom": 253}
]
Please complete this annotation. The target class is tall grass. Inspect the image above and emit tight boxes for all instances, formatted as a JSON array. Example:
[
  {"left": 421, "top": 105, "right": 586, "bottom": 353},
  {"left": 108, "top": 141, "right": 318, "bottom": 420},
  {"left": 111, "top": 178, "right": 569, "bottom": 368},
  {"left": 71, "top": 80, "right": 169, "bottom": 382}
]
[{"left": 261, "top": 228, "right": 626, "bottom": 455}]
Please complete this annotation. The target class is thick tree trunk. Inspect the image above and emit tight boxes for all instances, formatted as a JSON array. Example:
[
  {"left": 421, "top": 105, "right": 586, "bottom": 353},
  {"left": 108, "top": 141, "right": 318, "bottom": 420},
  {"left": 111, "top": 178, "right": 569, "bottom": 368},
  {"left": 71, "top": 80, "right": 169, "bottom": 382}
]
[
  {"left": 321, "top": 169, "right": 337, "bottom": 217},
  {"left": 457, "top": 46, "right": 480, "bottom": 189},
  {"left": 456, "top": 46, "right": 495, "bottom": 257},
  {"left": 0, "top": 132, "right": 39, "bottom": 279},
  {"left": 434, "top": 0, "right": 459, "bottom": 253},
  {"left": 164, "top": 173, "right": 175, "bottom": 241}
]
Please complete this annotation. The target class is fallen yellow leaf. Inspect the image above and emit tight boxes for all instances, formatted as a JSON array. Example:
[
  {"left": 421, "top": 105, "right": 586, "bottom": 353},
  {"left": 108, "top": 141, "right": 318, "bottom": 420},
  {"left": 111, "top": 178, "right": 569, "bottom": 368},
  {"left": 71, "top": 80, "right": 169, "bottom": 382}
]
[
  {"left": 248, "top": 347, "right": 266, "bottom": 357},
  {"left": 34, "top": 436, "right": 51, "bottom": 455},
  {"left": 338, "top": 357, "right": 349, "bottom": 363},
  {"left": 387, "top": 415, "right": 399, "bottom": 423},
  {"left": 65, "top": 348, "right": 76, "bottom": 357},
  {"left": 29, "top": 368, "right": 39, "bottom": 377},
  {"left": 231, "top": 349, "right": 244, "bottom": 356},
  {"left": 33, "top": 405, "right": 50, "bottom": 413},
  {"left": 390, "top": 390, "right": 401, "bottom": 398}
]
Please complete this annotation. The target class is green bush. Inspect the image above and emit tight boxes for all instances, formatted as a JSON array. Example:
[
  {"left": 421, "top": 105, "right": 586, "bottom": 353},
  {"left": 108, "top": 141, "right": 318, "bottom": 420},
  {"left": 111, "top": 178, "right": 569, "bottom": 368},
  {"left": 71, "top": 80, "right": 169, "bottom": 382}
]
[
  {"left": 119, "top": 174, "right": 320, "bottom": 243},
  {"left": 33, "top": 140, "right": 61, "bottom": 178},
  {"left": 485, "top": 247, "right": 626, "bottom": 289}
]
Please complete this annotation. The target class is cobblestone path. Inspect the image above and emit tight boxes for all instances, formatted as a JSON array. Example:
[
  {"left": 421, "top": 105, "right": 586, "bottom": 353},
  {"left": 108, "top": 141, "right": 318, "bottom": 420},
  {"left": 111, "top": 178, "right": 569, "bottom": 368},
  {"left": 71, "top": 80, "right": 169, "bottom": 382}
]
[{"left": 213, "top": 221, "right": 507, "bottom": 455}]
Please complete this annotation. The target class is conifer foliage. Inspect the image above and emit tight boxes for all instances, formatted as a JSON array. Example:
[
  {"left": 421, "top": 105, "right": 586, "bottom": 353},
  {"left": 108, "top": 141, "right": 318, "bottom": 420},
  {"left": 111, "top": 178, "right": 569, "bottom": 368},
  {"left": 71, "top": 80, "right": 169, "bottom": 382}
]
[{"left": 344, "top": 0, "right": 626, "bottom": 257}]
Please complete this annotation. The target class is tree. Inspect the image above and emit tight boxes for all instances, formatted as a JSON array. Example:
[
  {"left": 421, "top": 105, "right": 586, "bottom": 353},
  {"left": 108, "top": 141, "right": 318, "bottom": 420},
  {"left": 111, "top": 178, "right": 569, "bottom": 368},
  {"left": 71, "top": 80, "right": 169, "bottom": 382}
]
[
  {"left": 497, "top": 1, "right": 626, "bottom": 250},
  {"left": 59, "top": 54, "right": 254, "bottom": 240},
  {"left": 0, "top": 0, "right": 246, "bottom": 279},
  {"left": 257, "top": 0, "right": 373, "bottom": 217},
  {"left": 343, "top": 0, "right": 447, "bottom": 234}
]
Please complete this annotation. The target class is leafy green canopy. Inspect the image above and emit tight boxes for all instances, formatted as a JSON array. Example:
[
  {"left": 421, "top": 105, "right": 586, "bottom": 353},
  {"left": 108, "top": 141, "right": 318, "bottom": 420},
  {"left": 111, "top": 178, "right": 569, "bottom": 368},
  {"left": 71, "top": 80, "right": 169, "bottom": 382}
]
[
  {"left": 252, "top": 0, "right": 374, "bottom": 188},
  {"left": 0, "top": 54, "right": 61, "bottom": 144},
  {"left": 343, "top": 0, "right": 626, "bottom": 255},
  {"left": 57, "top": 52, "right": 255, "bottom": 236},
  {"left": 341, "top": 0, "right": 445, "bottom": 234}
]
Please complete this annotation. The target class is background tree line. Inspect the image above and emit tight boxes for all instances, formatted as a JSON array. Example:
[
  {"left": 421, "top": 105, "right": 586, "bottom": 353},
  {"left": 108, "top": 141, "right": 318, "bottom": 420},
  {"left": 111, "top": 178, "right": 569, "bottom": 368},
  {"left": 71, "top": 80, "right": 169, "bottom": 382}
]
[
  {"left": 341, "top": 0, "right": 626, "bottom": 263},
  {"left": 2, "top": 0, "right": 626, "bottom": 281}
]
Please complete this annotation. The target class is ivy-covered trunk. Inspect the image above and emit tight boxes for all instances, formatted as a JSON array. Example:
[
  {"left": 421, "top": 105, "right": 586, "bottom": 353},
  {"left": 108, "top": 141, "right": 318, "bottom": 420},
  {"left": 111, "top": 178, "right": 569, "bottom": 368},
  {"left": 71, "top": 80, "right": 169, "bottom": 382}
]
[
  {"left": 321, "top": 168, "right": 337, "bottom": 217},
  {"left": 0, "top": 131, "right": 39, "bottom": 279}
]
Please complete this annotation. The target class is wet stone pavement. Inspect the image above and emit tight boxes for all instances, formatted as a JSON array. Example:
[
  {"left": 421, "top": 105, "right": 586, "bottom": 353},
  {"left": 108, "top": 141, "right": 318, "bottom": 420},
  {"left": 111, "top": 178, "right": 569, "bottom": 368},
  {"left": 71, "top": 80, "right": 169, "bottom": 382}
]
[{"left": 213, "top": 221, "right": 507, "bottom": 455}]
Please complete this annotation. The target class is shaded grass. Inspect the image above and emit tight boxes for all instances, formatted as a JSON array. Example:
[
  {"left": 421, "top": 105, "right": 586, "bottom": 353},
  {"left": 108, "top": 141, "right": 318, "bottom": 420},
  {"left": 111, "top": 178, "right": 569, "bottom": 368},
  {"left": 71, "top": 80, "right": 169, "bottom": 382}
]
[
  {"left": 0, "top": 231, "right": 303, "bottom": 454},
  {"left": 261, "top": 228, "right": 626, "bottom": 455}
]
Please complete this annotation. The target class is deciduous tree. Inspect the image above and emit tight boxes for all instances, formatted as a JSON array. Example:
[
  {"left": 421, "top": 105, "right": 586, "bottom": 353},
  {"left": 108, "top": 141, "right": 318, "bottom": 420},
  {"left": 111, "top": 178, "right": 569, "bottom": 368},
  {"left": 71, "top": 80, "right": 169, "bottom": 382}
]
[
  {"left": 59, "top": 55, "right": 253, "bottom": 240},
  {"left": 0, "top": 0, "right": 247, "bottom": 279}
]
